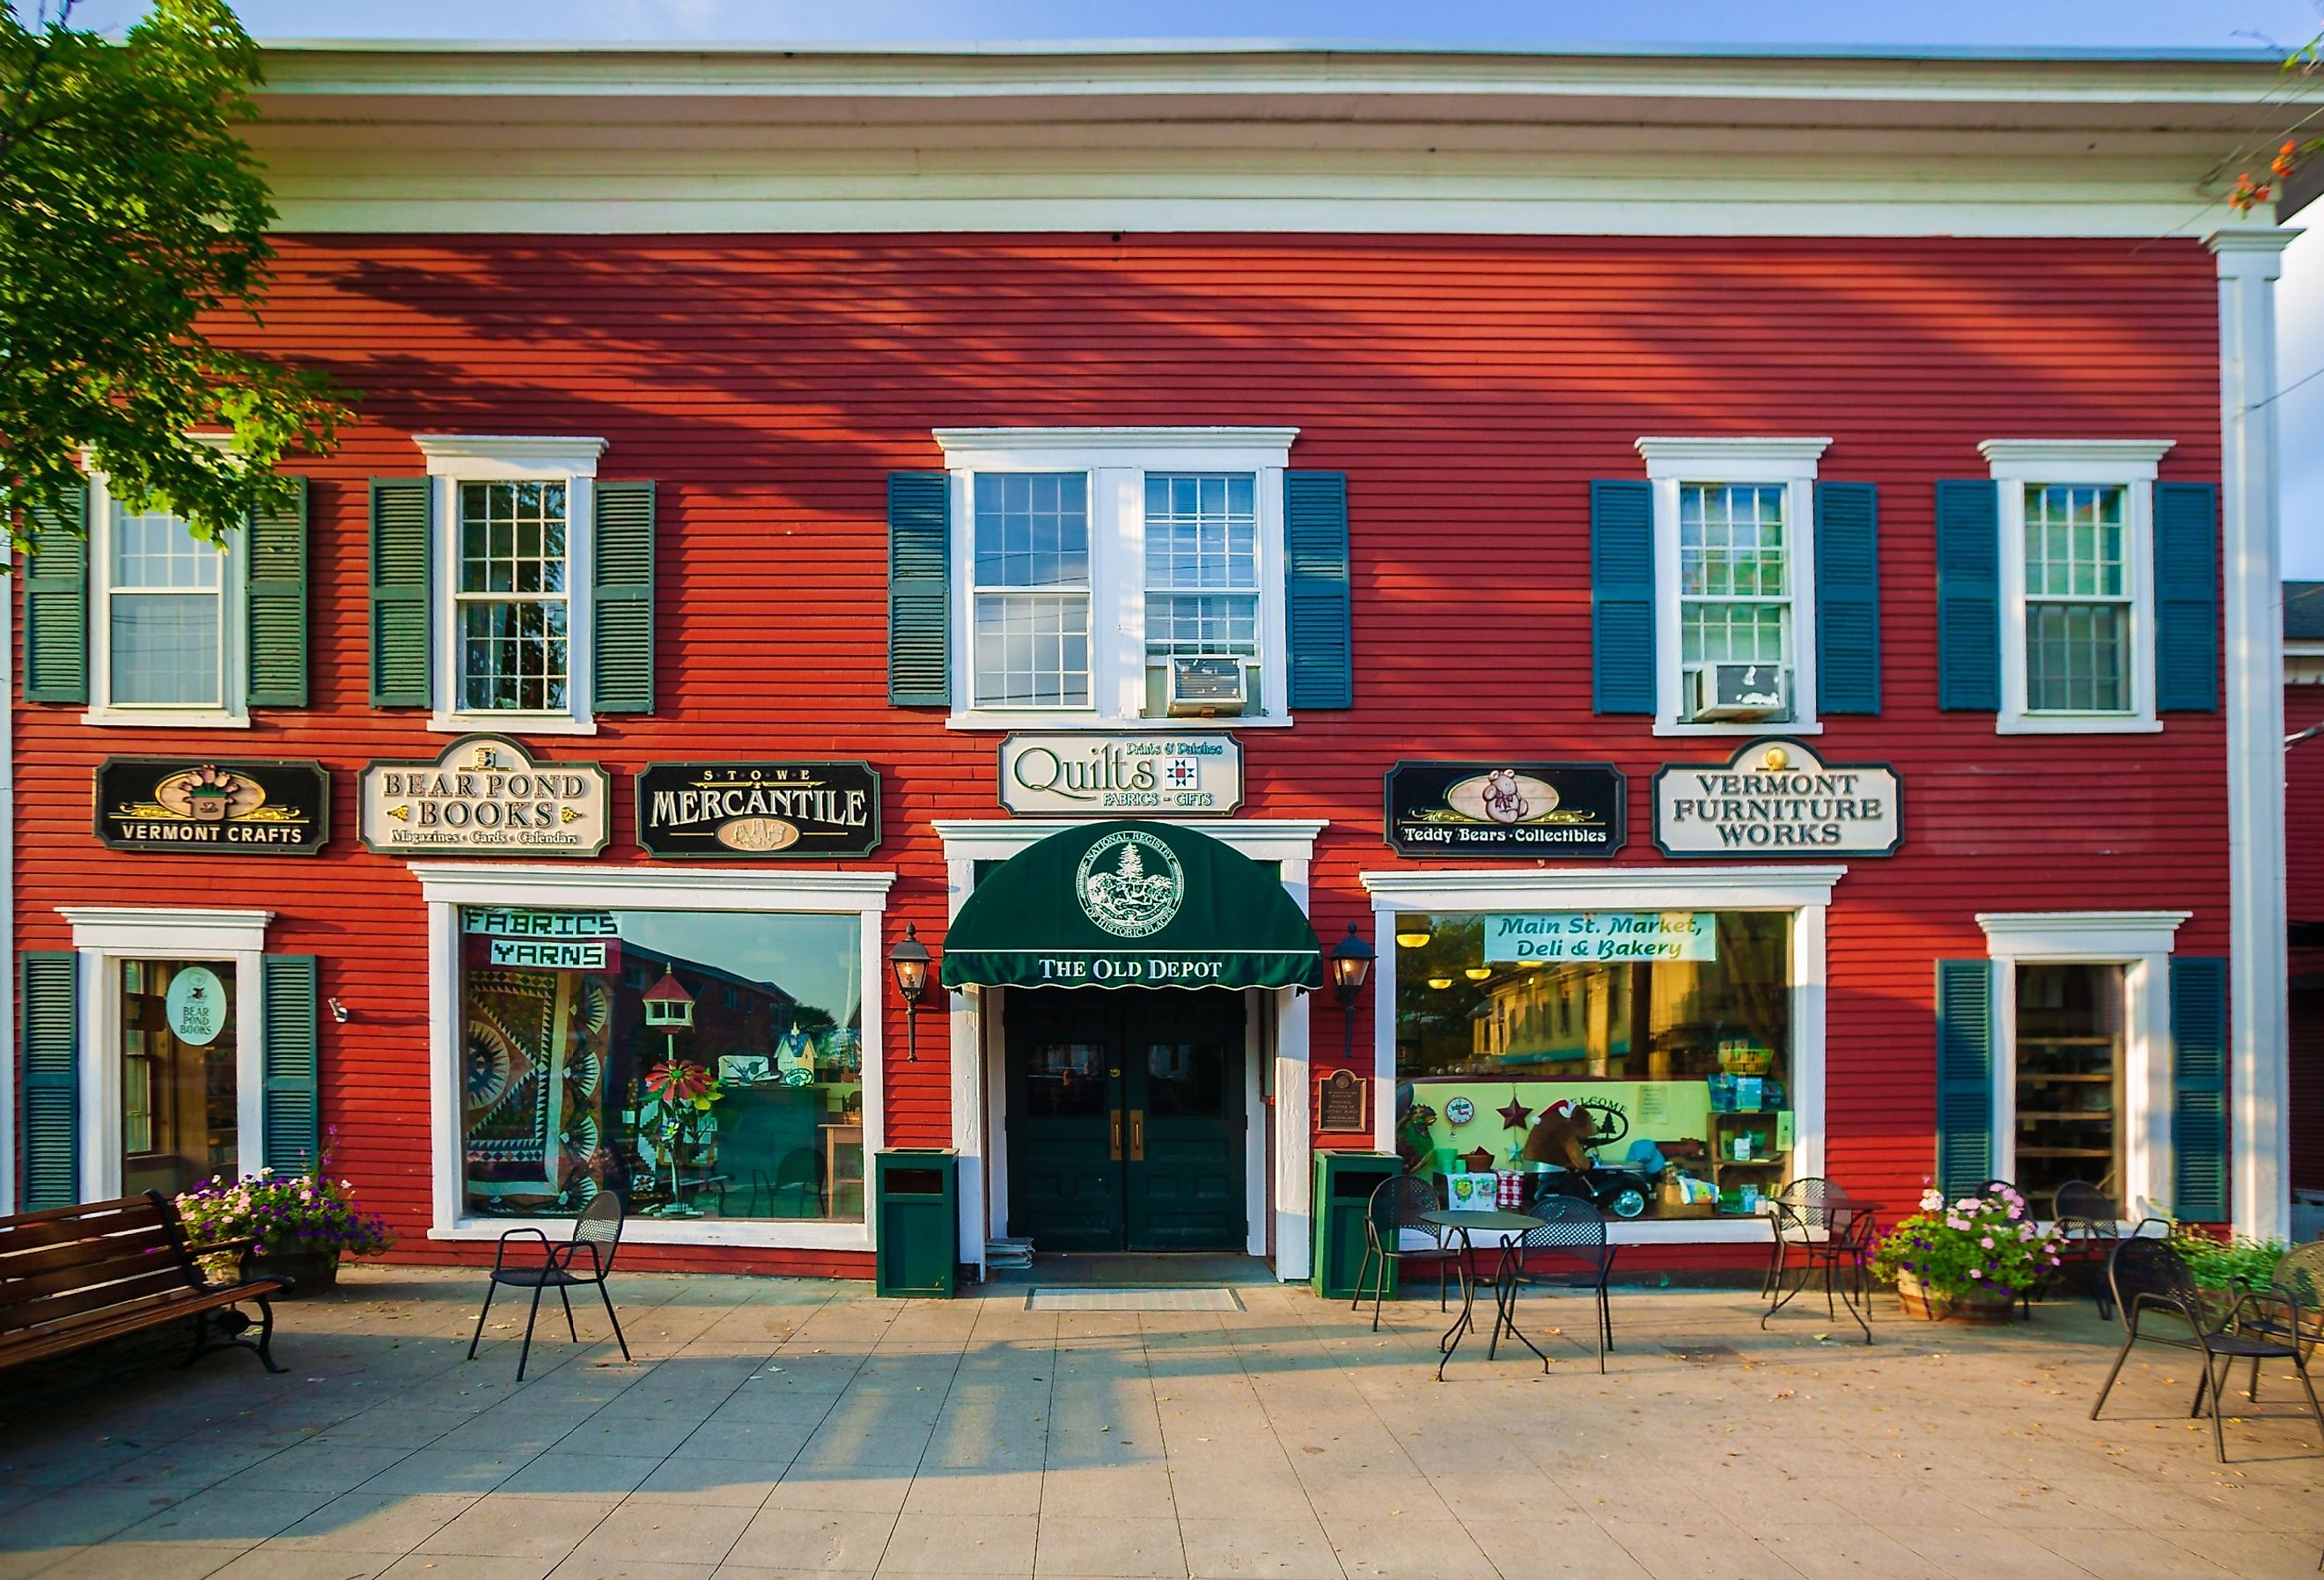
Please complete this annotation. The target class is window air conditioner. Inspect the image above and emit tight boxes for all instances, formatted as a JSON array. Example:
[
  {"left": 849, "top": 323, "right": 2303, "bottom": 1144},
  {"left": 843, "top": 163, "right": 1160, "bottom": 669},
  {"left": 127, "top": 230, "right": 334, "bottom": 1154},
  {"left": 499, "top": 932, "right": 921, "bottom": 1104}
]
[
  {"left": 1685, "top": 662, "right": 1790, "bottom": 723},
  {"left": 1166, "top": 656, "right": 1249, "bottom": 717}
]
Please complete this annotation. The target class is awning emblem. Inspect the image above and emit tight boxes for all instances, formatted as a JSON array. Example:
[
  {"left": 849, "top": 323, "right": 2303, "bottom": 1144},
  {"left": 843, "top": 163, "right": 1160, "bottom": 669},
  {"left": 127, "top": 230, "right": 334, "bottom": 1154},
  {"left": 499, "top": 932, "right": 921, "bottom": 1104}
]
[{"left": 1076, "top": 828, "right": 1185, "bottom": 938}]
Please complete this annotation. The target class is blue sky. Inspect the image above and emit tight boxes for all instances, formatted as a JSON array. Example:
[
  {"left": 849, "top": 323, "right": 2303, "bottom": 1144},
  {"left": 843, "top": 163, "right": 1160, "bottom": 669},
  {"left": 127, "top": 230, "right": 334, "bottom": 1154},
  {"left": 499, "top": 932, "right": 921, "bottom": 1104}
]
[{"left": 94, "top": 1, "right": 2324, "bottom": 573}]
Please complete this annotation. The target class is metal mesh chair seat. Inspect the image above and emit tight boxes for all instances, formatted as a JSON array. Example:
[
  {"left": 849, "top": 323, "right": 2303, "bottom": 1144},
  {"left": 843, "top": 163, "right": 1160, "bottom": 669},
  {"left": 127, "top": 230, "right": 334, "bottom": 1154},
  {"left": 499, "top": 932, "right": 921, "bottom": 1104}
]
[
  {"left": 1353, "top": 1175, "right": 1463, "bottom": 1331},
  {"left": 467, "top": 1189, "right": 633, "bottom": 1380},
  {"left": 2091, "top": 1236, "right": 2324, "bottom": 1462},
  {"left": 2051, "top": 1180, "right": 2124, "bottom": 1319},
  {"left": 1497, "top": 1196, "right": 1614, "bottom": 1372}
]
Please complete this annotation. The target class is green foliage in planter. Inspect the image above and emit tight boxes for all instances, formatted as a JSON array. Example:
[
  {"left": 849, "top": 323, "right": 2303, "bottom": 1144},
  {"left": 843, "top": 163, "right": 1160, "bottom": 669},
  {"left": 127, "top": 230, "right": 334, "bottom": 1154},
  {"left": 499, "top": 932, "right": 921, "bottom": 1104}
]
[
  {"left": 1871, "top": 1183, "right": 2063, "bottom": 1300},
  {"left": 177, "top": 1165, "right": 392, "bottom": 1259},
  {"left": 2166, "top": 1222, "right": 2289, "bottom": 1295}
]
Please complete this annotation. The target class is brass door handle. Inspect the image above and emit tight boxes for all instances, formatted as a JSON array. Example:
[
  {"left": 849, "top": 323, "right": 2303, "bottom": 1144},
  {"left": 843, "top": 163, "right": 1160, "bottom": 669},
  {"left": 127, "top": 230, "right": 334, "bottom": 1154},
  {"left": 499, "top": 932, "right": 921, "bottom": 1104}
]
[
  {"left": 1110, "top": 1111, "right": 1122, "bottom": 1161},
  {"left": 1129, "top": 1110, "right": 1145, "bottom": 1162}
]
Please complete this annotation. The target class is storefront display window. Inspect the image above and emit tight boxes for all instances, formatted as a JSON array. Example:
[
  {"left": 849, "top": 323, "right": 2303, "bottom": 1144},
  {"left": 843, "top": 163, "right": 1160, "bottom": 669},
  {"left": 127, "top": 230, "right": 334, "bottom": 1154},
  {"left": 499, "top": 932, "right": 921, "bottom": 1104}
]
[
  {"left": 1393, "top": 910, "right": 1792, "bottom": 1219},
  {"left": 2011, "top": 962, "right": 2125, "bottom": 1202},
  {"left": 460, "top": 907, "right": 866, "bottom": 1223},
  {"left": 120, "top": 959, "right": 238, "bottom": 1197}
]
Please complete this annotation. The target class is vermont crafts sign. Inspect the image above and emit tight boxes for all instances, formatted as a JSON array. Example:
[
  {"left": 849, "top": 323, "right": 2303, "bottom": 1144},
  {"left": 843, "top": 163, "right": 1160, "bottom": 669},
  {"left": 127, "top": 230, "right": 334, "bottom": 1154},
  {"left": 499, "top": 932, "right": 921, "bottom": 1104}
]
[
  {"left": 360, "top": 736, "right": 611, "bottom": 856},
  {"left": 1653, "top": 738, "right": 1902, "bottom": 857},
  {"left": 1382, "top": 761, "right": 1625, "bottom": 857},
  {"left": 95, "top": 758, "right": 330, "bottom": 855},
  {"left": 636, "top": 762, "right": 880, "bottom": 858},
  {"left": 997, "top": 732, "right": 1244, "bottom": 817}
]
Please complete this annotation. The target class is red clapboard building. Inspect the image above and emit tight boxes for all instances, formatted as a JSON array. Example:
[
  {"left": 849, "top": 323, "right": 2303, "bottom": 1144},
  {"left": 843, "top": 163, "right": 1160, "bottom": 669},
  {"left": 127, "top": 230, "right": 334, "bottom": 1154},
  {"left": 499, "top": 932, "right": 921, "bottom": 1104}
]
[{"left": 3, "top": 43, "right": 2306, "bottom": 1282}]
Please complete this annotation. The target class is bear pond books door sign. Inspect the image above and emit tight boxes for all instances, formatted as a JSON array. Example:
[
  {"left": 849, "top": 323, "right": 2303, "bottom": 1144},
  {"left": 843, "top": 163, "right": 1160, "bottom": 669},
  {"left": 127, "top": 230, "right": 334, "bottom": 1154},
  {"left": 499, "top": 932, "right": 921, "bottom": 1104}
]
[
  {"left": 1382, "top": 761, "right": 1626, "bottom": 857},
  {"left": 634, "top": 761, "right": 881, "bottom": 858},
  {"left": 95, "top": 758, "right": 331, "bottom": 854},
  {"left": 359, "top": 735, "right": 612, "bottom": 856}
]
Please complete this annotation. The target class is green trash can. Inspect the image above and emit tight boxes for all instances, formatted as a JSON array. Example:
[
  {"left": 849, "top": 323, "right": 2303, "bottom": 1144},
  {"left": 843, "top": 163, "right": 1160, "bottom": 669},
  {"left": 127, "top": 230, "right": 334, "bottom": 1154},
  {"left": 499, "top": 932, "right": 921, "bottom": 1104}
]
[
  {"left": 1311, "top": 1150, "right": 1404, "bottom": 1300},
  {"left": 873, "top": 1149, "right": 959, "bottom": 1298}
]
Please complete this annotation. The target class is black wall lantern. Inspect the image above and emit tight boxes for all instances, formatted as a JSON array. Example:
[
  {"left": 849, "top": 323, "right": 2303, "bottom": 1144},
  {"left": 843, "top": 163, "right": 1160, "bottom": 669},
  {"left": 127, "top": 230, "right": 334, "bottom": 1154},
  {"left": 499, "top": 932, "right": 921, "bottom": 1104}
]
[
  {"left": 888, "top": 922, "right": 934, "bottom": 1062},
  {"left": 1330, "top": 922, "right": 1375, "bottom": 1064}
]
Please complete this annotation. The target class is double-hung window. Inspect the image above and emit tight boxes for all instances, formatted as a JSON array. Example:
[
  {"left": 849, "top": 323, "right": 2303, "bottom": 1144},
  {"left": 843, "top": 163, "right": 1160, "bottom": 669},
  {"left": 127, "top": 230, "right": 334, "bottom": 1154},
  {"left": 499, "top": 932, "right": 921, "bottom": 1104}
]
[
  {"left": 940, "top": 429, "right": 1296, "bottom": 727},
  {"left": 1981, "top": 440, "right": 2171, "bottom": 733},
  {"left": 1637, "top": 437, "right": 1828, "bottom": 734},
  {"left": 416, "top": 435, "right": 607, "bottom": 734},
  {"left": 85, "top": 475, "right": 244, "bottom": 726}
]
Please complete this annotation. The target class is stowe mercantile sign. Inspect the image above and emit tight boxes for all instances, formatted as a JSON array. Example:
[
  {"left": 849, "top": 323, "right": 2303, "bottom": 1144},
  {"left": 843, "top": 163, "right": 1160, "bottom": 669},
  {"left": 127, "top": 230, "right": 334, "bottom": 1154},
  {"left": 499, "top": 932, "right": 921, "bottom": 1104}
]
[{"left": 635, "top": 761, "right": 880, "bottom": 858}]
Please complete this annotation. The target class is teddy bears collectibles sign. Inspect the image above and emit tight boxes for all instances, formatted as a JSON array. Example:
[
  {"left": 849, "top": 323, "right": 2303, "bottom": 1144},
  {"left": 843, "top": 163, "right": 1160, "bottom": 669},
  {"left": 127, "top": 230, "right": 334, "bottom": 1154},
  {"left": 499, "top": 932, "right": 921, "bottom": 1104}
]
[
  {"left": 94, "top": 758, "right": 331, "bottom": 854},
  {"left": 1382, "top": 761, "right": 1625, "bottom": 857},
  {"left": 1653, "top": 737, "right": 1901, "bottom": 857},
  {"left": 360, "top": 736, "right": 612, "bottom": 856}
]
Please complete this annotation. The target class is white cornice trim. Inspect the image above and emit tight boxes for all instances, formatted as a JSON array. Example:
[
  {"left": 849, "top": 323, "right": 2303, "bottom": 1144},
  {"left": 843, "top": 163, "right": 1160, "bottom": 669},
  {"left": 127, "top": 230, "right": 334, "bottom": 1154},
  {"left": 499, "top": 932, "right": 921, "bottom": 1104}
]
[
  {"left": 934, "top": 818, "right": 1327, "bottom": 864},
  {"left": 410, "top": 863, "right": 896, "bottom": 912},
  {"left": 60, "top": 906, "right": 274, "bottom": 954},
  {"left": 2207, "top": 225, "right": 2299, "bottom": 255},
  {"left": 1360, "top": 865, "right": 1845, "bottom": 911},
  {"left": 1976, "top": 909, "right": 2190, "bottom": 959},
  {"left": 933, "top": 428, "right": 1299, "bottom": 468},
  {"left": 414, "top": 435, "right": 607, "bottom": 479},
  {"left": 1978, "top": 438, "right": 2175, "bottom": 480},
  {"left": 1635, "top": 437, "right": 1832, "bottom": 480}
]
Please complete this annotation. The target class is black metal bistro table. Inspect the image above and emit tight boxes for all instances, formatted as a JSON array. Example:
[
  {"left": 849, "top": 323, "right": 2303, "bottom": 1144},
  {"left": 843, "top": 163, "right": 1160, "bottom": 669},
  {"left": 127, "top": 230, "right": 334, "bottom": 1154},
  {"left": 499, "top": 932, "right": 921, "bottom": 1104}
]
[{"left": 1420, "top": 1208, "right": 1551, "bottom": 1380}]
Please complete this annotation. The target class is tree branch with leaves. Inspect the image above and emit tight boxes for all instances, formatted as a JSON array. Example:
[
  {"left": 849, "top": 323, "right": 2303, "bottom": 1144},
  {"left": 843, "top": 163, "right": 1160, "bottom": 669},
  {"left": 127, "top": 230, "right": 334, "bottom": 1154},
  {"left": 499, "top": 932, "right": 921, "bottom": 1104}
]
[{"left": 0, "top": 0, "right": 350, "bottom": 552}]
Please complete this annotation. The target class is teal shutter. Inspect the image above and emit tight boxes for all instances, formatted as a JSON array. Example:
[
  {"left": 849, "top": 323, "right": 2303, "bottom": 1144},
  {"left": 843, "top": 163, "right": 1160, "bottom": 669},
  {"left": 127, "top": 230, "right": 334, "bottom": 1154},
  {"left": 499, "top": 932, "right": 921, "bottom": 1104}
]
[
  {"left": 261, "top": 955, "right": 320, "bottom": 1176},
  {"left": 1284, "top": 471, "right": 1352, "bottom": 709},
  {"left": 592, "top": 480, "right": 656, "bottom": 713},
  {"left": 2170, "top": 955, "right": 2228, "bottom": 1222},
  {"left": 887, "top": 472, "right": 950, "bottom": 707},
  {"left": 23, "top": 485, "right": 88, "bottom": 704},
  {"left": 1813, "top": 481, "right": 1880, "bottom": 715},
  {"left": 246, "top": 476, "right": 310, "bottom": 708},
  {"left": 1934, "top": 959, "right": 1995, "bottom": 1198},
  {"left": 1934, "top": 480, "right": 2000, "bottom": 711},
  {"left": 2153, "top": 481, "right": 2218, "bottom": 712},
  {"left": 20, "top": 952, "right": 78, "bottom": 1208},
  {"left": 369, "top": 477, "right": 432, "bottom": 707},
  {"left": 1591, "top": 480, "right": 1654, "bottom": 714}
]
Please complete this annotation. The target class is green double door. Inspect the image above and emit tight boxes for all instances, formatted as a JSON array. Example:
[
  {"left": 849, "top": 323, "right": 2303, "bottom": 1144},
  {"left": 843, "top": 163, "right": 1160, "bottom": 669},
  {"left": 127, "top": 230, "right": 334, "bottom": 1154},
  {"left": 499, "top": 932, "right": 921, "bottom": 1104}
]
[{"left": 1005, "top": 988, "right": 1247, "bottom": 1253}]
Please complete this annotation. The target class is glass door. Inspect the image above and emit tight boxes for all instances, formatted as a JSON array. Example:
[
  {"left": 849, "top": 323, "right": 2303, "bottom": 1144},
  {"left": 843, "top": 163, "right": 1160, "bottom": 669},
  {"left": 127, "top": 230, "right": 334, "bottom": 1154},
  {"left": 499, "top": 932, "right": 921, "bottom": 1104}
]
[
  {"left": 2012, "top": 963, "right": 2125, "bottom": 1204},
  {"left": 120, "top": 959, "right": 238, "bottom": 1197}
]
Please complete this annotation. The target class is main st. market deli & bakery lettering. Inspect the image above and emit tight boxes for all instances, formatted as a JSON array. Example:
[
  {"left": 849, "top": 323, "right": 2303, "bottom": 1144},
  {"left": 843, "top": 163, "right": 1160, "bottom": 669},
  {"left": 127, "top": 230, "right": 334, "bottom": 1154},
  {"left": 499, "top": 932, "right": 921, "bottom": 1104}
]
[
  {"left": 634, "top": 761, "right": 880, "bottom": 858},
  {"left": 1652, "top": 738, "right": 1902, "bottom": 857},
  {"left": 360, "top": 736, "right": 612, "bottom": 856}
]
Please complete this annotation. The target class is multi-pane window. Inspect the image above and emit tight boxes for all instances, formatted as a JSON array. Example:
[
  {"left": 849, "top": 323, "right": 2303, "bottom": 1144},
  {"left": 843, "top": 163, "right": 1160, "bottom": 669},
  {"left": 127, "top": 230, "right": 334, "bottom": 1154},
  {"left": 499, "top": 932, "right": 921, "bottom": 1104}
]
[
  {"left": 457, "top": 481, "right": 570, "bottom": 713},
  {"left": 972, "top": 473, "right": 1091, "bottom": 708},
  {"left": 1677, "top": 483, "right": 1791, "bottom": 670},
  {"left": 2023, "top": 483, "right": 2130, "bottom": 714},
  {"left": 109, "top": 511, "right": 225, "bottom": 707},
  {"left": 1144, "top": 473, "right": 1259, "bottom": 663}
]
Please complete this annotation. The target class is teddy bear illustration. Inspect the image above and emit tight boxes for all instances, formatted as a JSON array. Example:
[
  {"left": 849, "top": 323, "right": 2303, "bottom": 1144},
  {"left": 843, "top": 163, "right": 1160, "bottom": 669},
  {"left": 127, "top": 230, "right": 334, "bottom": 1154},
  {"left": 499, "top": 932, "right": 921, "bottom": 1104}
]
[{"left": 1482, "top": 768, "right": 1528, "bottom": 824}]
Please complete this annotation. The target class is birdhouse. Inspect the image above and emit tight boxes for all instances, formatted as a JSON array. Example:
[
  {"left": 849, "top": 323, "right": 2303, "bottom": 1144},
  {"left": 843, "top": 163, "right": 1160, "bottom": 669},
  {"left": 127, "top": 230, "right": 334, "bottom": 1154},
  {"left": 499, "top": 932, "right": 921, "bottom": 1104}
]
[{"left": 642, "top": 969, "right": 695, "bottom": 1029}]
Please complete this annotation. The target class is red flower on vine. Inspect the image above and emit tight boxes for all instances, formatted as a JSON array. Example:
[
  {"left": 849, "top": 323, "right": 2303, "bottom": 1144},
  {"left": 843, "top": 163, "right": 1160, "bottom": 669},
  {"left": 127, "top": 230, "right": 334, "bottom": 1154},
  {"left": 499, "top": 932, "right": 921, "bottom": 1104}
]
[{"left": 644, "top": 1060, "right": 715, "bottom": 1104}]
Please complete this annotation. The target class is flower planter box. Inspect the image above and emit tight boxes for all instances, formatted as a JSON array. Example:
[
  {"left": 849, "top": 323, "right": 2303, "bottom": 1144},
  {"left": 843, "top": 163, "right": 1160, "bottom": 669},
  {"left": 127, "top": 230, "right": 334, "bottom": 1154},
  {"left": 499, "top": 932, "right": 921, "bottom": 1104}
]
[
  {"left": 246, "top": 1248, "right": 342, "bottom": 1298},
  {"left": 1895, "top": 1268, "right": 2016, "bottom": 1324}
]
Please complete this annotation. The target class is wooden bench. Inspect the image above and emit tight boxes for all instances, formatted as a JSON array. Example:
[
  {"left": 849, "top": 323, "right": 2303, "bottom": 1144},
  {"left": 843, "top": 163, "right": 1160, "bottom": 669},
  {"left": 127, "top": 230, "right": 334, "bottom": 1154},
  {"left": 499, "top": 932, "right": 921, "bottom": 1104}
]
[{"left": 0, "top": 1191, "right": 290, "bottom": 1376}]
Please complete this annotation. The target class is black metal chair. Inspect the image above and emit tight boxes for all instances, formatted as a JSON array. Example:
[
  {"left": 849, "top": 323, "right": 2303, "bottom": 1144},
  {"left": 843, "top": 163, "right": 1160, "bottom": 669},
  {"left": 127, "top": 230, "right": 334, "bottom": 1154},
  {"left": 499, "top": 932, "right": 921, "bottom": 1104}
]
[
  {"left": 467, "top": 1189, "right": 632, "bottom": 1380},
  {"left": 2051, "top": 1180, "right": 2124, "bottom": 1319},
  {"left": 2237, "top": 1240, "right": 2324, "bottom": 1403},
  {"left": 1762, "top": 1179, "right": 1875, "bottom": 1342},
  {"left": 1761, "top": 1175, "right": 1831, "bottom": 1297},
  {"left": 1352, "top": 1174, "right": 1462, "bottom": 1331},
  {"left": 1496, "top": 1195, "right": 1614, "bottom": 1372},
  {"left": 2090, "top": 1236, "right": 2324, "bottom": 1463}
]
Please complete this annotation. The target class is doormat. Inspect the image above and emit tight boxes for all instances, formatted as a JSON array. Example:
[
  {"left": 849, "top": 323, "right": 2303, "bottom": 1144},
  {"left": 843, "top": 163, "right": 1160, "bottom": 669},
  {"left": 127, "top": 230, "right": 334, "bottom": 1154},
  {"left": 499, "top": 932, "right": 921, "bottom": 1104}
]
[{"left": 1026, "top": 1287, "right": 1246, "bottom": 1312}]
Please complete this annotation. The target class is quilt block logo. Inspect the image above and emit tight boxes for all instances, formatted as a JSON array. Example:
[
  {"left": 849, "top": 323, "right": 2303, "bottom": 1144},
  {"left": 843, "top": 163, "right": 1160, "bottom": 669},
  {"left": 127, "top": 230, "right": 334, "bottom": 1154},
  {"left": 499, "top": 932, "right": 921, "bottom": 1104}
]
[{"left": 1075, "top": 828, "right": 1186, "bottom": 939}]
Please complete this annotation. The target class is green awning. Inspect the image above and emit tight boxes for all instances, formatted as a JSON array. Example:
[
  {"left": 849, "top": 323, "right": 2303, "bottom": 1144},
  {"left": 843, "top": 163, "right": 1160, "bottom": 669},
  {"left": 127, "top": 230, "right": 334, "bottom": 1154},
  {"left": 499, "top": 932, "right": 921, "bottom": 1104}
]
[{"left": 940, "top": 820, "right": 1324, "bottom": 991}]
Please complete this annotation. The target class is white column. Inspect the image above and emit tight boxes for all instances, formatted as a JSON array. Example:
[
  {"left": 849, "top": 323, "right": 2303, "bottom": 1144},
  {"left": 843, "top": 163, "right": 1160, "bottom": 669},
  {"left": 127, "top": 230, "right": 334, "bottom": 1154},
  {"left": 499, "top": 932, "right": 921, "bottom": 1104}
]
[{"left": 2208, "top": 224, "right": 2298, "bottom": 1245}]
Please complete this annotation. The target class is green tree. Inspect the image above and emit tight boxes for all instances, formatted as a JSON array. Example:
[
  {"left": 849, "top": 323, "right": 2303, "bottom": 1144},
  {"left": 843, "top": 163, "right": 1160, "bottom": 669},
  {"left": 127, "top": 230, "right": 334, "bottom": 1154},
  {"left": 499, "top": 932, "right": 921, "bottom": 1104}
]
[{"left": 0, "top": 0, "right": 348, "bottom": 551}]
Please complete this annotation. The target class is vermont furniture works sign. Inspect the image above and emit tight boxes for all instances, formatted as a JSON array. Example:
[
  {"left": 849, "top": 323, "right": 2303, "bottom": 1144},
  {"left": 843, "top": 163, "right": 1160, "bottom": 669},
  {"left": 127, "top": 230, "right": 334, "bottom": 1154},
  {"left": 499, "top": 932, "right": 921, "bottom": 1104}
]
[
  {"left": 360, "top": 736, "right": 611, "bottom": 856},
  {"left": 998, "top": 732, "right": 1243, "bottom": 816},
  {"left": 1653, "top": 738, "right": 1902, "bottom": 857},
  {"left": 635, "top": 762, "right": 881, "bottom": 858},
  {"left": 1382, "top": 761, "right": 1625, "bottom": 857},
  {"left": 94, "top": 758, "right": 330, "bottom": 855}
]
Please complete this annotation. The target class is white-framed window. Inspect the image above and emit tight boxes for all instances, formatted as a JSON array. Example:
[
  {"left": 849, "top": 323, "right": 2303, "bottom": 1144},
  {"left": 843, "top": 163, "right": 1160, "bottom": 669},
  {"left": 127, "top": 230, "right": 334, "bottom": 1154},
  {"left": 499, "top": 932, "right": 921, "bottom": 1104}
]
[
  {"left": 85, "top": 474, "right": 246, "bottom": 728},
  {"left": 57, "top": 907, "right": 272, "bottom": 1202},
  {"left": 1636, "top": 437, "right": 1829, "bottom": 736},
  {"left": 1977, "top": 910, "right": 2188, "bottom": 1221},
  {"left": 416, "top": 863, "right": 896, "bottom": 1252},
  {"left": 416, "top": 435, "right": 606, "bottom": 735},
  {"left": 1981, "top": 439, "right": 2173, "bottom": 734},
  {"left": 1358, "top": 863, "right": 1842, "bottom": 1247},
  {"left": 936, "top": 428, "right": 1297, "bottom": 729}
]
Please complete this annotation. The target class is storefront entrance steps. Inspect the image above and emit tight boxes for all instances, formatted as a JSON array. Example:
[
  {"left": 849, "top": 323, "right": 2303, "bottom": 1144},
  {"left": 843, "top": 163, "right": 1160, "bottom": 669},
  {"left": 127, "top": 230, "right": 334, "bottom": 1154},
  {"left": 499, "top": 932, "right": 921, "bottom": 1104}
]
[{"left": 982, "top": 1251, "right": 1276, "bottom": 1287}]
